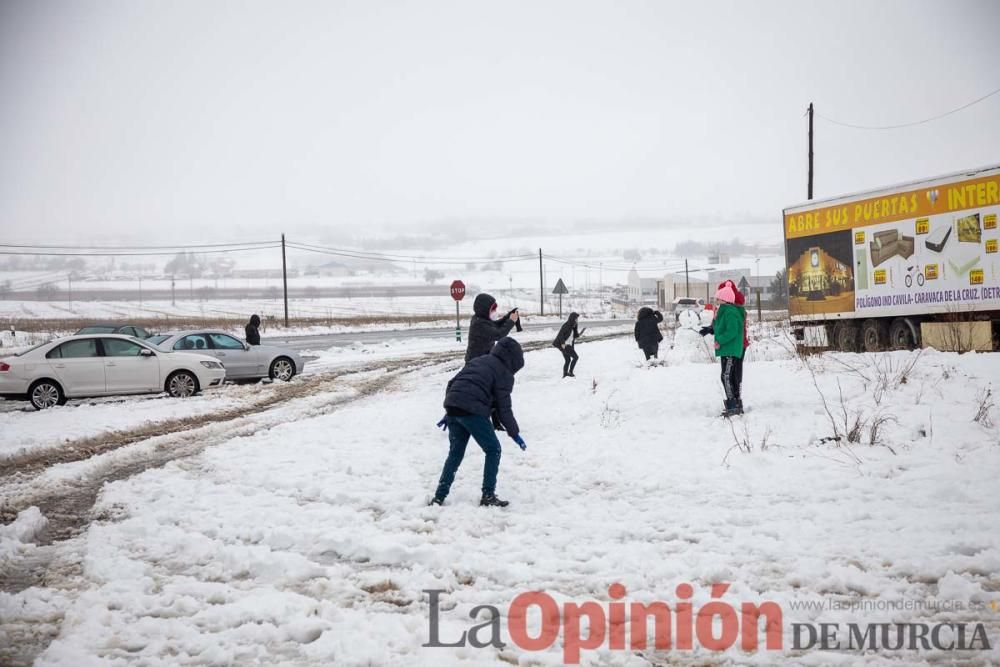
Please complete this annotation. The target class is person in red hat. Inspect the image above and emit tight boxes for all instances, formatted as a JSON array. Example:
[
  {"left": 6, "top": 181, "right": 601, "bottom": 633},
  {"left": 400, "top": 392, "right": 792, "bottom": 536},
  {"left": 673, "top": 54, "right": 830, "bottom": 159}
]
[{"left": 699, "top": 279, "right": 748, "bottom": 416}]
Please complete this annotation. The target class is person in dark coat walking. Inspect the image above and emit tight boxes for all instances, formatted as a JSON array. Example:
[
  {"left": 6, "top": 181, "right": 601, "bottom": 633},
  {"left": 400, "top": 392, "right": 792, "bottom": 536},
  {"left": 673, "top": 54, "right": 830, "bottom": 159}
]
[
  {"left": 634, "top": 307, "right": 664, "bottom": 360},
  {"left": 431, "top": 337, "right": 526, "bottom": 507},
  {"left": 552, "top": 312, "right": 584, "bottom": 377},
  {"left": 245, "top": 314, "right": 261, "bottom": 346},
  {"left": 465, "top": 293, "right": 519, "bottom": 363}
]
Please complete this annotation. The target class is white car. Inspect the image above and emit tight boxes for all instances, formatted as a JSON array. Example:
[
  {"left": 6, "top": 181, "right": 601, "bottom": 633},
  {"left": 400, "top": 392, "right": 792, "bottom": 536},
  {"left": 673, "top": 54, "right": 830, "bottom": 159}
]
[
  {"left": 0, "top": 334, "right": 226, "bottom": 410},
  {"left": 146, "top": 330, "right": 304, "bottom": 382},
  {"left": 672, "top": 297, "right": 705, "bottom": 321}
]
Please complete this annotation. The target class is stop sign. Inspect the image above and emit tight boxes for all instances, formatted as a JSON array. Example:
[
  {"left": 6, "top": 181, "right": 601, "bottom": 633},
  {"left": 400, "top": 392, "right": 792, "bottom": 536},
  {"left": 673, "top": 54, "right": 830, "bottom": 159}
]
[{"left": 450, "top": 280, "right": 466, "bottom": 301}]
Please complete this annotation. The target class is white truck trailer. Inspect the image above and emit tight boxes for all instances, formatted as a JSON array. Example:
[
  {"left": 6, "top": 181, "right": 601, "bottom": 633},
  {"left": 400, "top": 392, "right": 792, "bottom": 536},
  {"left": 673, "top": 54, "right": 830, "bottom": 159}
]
[{"left": 783, "top": 164, "right": 1000, "bottom": 351}]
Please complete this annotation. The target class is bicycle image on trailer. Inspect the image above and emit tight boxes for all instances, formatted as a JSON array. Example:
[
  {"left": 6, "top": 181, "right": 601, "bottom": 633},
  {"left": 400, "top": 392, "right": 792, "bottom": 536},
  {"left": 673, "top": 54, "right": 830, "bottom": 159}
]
[{"left": 904, "top": 265, "right": 925, "bottom": 288}]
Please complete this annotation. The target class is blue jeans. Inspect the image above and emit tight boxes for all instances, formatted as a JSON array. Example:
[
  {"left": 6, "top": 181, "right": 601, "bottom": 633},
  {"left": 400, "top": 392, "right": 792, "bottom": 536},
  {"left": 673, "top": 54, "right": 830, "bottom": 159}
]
[{"left": 435, "top": 414, "right": 502, "bottom": 499}]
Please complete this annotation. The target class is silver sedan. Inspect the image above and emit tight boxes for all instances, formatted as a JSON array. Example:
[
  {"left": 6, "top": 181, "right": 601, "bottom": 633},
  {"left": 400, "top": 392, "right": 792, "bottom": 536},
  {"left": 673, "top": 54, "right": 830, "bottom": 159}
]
[{"left": 147, "top": 330, "right": 305, "bottom": 382}]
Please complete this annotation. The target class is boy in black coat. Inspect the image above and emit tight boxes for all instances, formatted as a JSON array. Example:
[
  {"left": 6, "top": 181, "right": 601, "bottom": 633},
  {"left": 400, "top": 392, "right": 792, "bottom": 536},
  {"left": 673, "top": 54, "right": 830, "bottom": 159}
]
[
  {"left": 634, "top": 307, "right": 664, "bottom": 360},
  {"left": 465, "top": 293, "right": 519, "bottom": 363},
  {"left": 431, "top": 337, "right": 526, "bottom": 507},
  {"left": 552, "top": 312, "right": 584, "bottom": 377}
]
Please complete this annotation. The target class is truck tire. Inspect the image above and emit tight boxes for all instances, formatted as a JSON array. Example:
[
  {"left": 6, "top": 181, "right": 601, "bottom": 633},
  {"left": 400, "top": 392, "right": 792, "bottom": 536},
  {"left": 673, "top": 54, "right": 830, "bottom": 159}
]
[
  {"left": 832, "top": 322, "right": 860, "bottom": 352},
  {"left": 889, "top": 318, "right": 918, "bottom": 350},
  {"left": 861, "top": 319, "right": 889, "bottom": 352}
]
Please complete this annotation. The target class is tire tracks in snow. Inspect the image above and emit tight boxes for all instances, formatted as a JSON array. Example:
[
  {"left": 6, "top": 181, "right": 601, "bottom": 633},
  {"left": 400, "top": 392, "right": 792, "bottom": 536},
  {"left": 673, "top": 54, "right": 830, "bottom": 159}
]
[{"left": 1, "top": 331, "right": 630, "bottom": 570}]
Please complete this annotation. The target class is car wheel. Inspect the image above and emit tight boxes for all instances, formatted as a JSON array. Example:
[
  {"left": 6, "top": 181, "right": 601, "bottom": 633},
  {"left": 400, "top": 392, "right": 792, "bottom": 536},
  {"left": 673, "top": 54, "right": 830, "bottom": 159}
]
[
  {"left": 166, "top": 371, "right": 199, "bottom": 398},
  {"left": 29, "top": 379, "right": 65, "bottom": 410},
  {"left": 269, "top": 357, "right": 295, "bottom": 381}
]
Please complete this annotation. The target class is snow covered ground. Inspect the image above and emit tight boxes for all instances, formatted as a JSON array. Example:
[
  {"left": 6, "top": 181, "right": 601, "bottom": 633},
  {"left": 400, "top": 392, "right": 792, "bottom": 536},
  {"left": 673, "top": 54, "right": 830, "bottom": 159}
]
[
  {"left": 1, "top": 329, "right": 999, "bottom": 665},
  {"left": 0, "top": 322, "right": 618, "bottom": 463}
]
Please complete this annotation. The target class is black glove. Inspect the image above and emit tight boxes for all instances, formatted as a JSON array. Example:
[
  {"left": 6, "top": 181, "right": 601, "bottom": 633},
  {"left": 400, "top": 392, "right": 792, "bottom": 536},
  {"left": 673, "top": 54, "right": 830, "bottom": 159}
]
[
  {"left": 490, "top": 408, "right": 505, "bottom": 432},
  {"left": 508, "top": 308, "right": 523, "bottom": 332},
  {"left": 698, "top": 326, "right": 713, "bottom": 336}
]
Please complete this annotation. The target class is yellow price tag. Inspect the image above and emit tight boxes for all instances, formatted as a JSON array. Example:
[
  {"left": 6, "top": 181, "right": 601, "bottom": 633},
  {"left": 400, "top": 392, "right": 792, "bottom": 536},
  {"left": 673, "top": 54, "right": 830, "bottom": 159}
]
[
  {"left": 985, "top": 213, "right": 997, "bottom": 230},
  {"left": 915, "top": 218, "right": 929, "bottom": 235},
  {"left": 874, "top": 269, "right": 886, "bottom": 285},
  {"left": 925, "top": 264, "right": 938, "bottom": 280},
  {"left": 986, "top": 239, "right": 998, "bottom": 254},
  {"left": 854, "top": 231, "right": 865, "bottom": 245},
  {"left": 970, "top": 269, "right": 984, "bottom": 285}
]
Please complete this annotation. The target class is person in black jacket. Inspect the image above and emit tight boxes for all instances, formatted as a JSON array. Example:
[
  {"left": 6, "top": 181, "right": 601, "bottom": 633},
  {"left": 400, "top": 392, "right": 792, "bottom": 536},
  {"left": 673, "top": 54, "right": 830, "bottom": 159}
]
[
  {"left": 465, "top": 293, "right": 519, "bottom": 363},
  {"left": 245, "top": 314, "right": 261, "bottom": 346},
  {"left": 634, "top": 307, "right": 664, "bottom": 360},
  {"left": 552, "top": 312, "right": 583, "bottom": 377},
  {"left": 431, "top": 337, "right": 526, "bottom": 507}
]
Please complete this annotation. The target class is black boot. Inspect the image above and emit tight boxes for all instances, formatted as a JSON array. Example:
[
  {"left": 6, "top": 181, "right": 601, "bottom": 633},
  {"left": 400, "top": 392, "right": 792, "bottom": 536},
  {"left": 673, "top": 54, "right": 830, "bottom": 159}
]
[
  {"left": 733, "top": 399, "right": 744, "bottom": 415},
  {"left": 480, "top": 494, "right": 509, "bottom": 508},
  {"left": 720, "top": 399, "right": 735, "bottom": 418},
  {"left": 428, "top": 497, "right": 444, "bottom": 506}
]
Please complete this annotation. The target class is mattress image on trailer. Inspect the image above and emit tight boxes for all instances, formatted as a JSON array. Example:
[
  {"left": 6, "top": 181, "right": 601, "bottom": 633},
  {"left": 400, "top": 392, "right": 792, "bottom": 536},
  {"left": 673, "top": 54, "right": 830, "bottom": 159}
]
[{"left": 925, "top": 225, "right": 951, "bottom": 253}]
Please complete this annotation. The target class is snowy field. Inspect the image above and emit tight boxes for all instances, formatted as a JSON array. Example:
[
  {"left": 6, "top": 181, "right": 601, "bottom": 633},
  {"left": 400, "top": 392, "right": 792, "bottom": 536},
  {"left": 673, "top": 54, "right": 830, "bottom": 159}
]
[
  {"left": 0, "top": 322, "right": 617, "bottom": 463},
  {"left": 0, "top": 293, "right": 603, "bottom": 324},
  {"left": 2, "top": 329, "right": 999, "bottom": 665}
]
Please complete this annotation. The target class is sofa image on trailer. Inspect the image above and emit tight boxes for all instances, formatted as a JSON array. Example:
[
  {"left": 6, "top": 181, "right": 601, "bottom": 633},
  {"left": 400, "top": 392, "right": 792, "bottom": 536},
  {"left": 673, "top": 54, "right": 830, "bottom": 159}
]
[{"left": 870, "top": 229, "right": 916, "bottom": 267}]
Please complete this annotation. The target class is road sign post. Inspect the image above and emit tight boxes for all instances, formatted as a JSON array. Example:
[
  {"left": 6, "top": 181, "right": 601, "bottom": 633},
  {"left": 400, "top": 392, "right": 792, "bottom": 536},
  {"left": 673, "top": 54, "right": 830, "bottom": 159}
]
[
  {"left": 552, "top": 278, "right": 568, "bottom": 318},
  {"left": 450, "top": 280, "right": 466, "bottom": 342}
]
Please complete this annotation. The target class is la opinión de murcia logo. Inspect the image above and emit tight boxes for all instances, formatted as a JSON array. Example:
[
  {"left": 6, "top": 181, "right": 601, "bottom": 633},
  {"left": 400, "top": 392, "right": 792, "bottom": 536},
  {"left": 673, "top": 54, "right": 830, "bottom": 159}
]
[{"left": 422, "top": 583, "right": 993, "bottom": 663}]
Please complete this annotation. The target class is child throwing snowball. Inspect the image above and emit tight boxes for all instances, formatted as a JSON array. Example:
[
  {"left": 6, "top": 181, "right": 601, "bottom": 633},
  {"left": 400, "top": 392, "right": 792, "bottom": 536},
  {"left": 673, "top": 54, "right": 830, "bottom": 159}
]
[{"left": 430, "top": 337, "right": 526, "bottom": 508}]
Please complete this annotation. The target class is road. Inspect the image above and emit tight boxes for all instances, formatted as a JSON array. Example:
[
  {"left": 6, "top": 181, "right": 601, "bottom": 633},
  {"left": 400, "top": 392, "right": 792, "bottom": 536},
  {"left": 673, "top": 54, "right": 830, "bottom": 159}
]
[{"left": 261, "top": 318, "right": 628, "bottom": 350}]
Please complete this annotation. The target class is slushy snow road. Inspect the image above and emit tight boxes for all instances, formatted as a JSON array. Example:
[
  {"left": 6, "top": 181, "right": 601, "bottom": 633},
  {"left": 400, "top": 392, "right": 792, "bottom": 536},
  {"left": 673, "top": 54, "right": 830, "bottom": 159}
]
[{"left": 2, "top": 330, "right": 999, "bottom": 665}]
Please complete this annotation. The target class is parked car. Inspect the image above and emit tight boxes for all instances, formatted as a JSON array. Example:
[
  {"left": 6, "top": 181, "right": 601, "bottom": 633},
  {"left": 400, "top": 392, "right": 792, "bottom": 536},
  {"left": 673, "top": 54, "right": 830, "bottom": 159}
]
[
  {"left": 147, "top": 330, "right": 304, "bottom": 381},
  {"left": 0, "top": 334, "right": 226, "bottom": 410},
  {"left": 671, "top": 297, "right": 705, "bottom": 321},
  {"left": 75, "top": 324, "right": 152, "bottom": 339}
]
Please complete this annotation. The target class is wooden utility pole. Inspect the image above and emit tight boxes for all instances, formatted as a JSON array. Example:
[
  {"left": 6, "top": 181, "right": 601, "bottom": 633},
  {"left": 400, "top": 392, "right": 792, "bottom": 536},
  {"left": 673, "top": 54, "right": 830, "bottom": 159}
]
[
  {"left": 808, "top": 102, "right": 814, "bottom": 200},
  {"left": 281, "top": 234, "right": 289, "bottom": 327},
  {"left": 684, "top": 259, "right": 690, "bottom": 297},
  {"left": 538, "top": 249, "right": 544, "bottom": 315}
]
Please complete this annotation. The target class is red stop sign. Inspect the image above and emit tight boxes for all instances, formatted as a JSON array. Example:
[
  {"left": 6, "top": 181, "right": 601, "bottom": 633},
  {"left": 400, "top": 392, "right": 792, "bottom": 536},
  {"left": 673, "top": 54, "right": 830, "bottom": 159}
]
[{"left": 450, "top": 280, "right": 466, "bottom": 301}]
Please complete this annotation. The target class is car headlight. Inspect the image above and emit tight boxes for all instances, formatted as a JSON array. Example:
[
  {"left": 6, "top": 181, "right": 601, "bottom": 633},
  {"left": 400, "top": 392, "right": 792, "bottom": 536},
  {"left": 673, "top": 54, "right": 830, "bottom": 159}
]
[{"left": 200, "top": 361, "right": 223, "bottom": 369}]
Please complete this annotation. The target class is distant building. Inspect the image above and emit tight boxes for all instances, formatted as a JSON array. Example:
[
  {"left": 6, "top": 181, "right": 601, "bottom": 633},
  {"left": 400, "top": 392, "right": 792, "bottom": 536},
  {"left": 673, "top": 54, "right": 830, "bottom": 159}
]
[
  {"left": 706, "top": 268, "right": 776, "bottom": 302},
  {"left": 314, "top": 261, "right": 352, "bottom": 277},
  {"left": 707, "top": 251, "right": 730, "bottom": 265},
  {"left": 658, "top": 274, "right": 710, "bottom": 309},
  {"left": 627, "top": 268, "right": 659, "bottom": 306}
]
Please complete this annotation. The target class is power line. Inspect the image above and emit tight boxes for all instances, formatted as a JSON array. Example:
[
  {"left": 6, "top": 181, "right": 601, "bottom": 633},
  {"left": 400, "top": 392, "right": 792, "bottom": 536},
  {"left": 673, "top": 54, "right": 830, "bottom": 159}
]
[
  {"left": 0, "top": 240, "right": 277, "bottom": 251},
  {"left": 0, "top": 245, "right": 282, "bottom": 257},
  {"left": 816, "top": 84, "right": 1000, "bottom": 130}
]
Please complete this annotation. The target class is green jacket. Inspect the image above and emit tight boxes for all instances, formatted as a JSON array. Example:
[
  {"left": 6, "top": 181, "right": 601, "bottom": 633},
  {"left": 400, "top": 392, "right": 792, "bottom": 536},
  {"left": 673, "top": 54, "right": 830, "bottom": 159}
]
[{"left": 713, "top": 304, "right": 746, "bottom": 358}]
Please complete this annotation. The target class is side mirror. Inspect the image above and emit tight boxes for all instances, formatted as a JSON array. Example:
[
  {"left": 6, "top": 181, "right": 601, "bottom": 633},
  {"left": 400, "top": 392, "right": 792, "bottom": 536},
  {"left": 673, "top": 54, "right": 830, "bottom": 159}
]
[{"left": 140, "top": 348, "right": 155, "bottom": 357}]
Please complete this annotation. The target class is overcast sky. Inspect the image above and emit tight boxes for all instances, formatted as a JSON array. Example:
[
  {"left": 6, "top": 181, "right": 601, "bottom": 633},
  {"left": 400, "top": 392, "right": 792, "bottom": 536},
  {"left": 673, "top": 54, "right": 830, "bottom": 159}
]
[{"left": 1, "top": 0, "right": 999, "bottom": 244}]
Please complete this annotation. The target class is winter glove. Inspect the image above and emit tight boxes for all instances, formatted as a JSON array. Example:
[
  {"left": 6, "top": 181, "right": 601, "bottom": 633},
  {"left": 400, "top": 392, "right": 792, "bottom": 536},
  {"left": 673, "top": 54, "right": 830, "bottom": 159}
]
[
  {"left": 698, "top": 326, "right": 713, "bottom": 337},
  {"left": 490, "top": 409, "right": 506, "bottom": 432},
  {"left": 512, "top": 434, "right": 526, "bottom": 451},
  {"left": 436, "top": 416, "right": 448, "bottom": 431}
]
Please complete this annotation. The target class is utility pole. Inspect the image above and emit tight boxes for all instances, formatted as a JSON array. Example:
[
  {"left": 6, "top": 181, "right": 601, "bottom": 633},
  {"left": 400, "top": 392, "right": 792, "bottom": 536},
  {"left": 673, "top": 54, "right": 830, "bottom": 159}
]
[
  {"left": 281, "top": 233, "right": 289, "bottom": 327},
  {"left": 685, "top": 259, "right": 690, "bottom": 298},
  {"left": 538, "top": 248, "right": 544, "bottom": 315},
  {"left": 171, "top": 276, "right": 176, "bottom": 306},
  {"left": 807, "top": 102, "right": 814, "bottom": 200}
]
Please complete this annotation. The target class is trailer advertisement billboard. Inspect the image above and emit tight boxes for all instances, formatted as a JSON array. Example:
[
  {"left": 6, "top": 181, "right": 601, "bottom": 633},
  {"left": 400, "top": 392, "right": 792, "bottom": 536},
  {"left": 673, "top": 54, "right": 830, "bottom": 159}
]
[{"left": 784, "top": 168, "right": 1000, "bottom": 321}]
